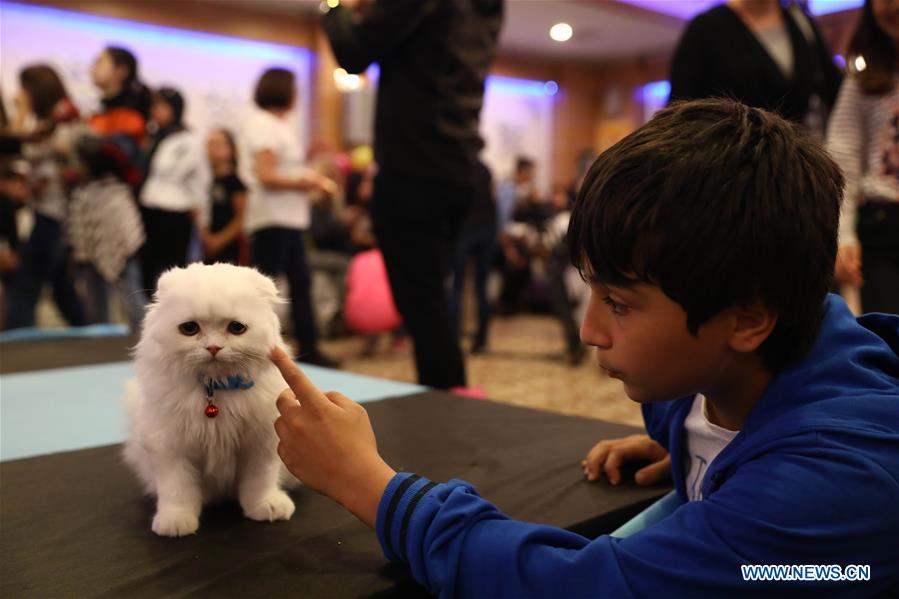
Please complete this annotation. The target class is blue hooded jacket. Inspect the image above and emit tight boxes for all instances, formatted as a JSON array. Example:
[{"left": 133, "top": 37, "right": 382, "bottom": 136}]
[{"left": 375, "top": 295, "right": 899, "bottom": 597}]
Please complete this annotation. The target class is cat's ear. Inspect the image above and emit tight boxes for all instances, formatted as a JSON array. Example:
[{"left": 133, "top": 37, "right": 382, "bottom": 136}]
[
  {"left": 154, "top": 267, "right": 185, "bottom": 301},
  {"left": 250, "top": 269, "right": 284, "bottom": 305}
]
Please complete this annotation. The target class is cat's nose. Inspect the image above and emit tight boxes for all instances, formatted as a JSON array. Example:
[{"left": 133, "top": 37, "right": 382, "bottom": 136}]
[{"left": 206, "top": 345, "right": 222, "bottom": 356}]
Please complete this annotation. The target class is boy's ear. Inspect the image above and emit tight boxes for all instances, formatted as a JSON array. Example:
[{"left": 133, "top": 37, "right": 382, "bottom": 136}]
[{"left": 727, "top": 300, "right": 777, "bottom": 354}]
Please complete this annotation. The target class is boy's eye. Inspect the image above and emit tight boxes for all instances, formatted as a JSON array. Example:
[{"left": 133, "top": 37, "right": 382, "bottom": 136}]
[
  {"left": 178, "top": 321, "right": 200, "bottom": 336},
  {"left": 602, "top": 296, "right": 629, "bottom": 315},
  {"left": 228, "top": 321, "right": 248, "bottom": 335}
]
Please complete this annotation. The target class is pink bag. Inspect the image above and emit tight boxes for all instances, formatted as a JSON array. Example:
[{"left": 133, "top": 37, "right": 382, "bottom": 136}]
[{"left": 344, "top": 250, "right": 402, "bottom": 334}]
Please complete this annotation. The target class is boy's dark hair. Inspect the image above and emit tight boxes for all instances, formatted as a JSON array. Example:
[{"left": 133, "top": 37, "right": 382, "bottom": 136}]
[
  {"left": 19, "top": 64, "right": 68, "bottom": 120},
  {"left": 848, "top": 0, "right": 896, "bottom": 95},
  {"left": 254, "top": 68, "right": 296, "bottom": 110},
  {"left": 515, "top": 156, "right": 534, "bottom": 173},
  {"left": 569, "top": 98, "right": 844, "bottom": 372},
  {"left": 75, "top": 134, "right": 139, "bottom": 185}
]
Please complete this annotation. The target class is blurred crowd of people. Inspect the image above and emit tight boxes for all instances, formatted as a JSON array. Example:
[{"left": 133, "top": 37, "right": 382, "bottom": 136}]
[
  {"left": 0, "top": 38, "right": 587, "bottom": 371},
  {"left": 1, "top": 0, "right": 896, "bottom": 382},
  {"left": 0, "top": 47, "right": 347, "bottom": 366}
]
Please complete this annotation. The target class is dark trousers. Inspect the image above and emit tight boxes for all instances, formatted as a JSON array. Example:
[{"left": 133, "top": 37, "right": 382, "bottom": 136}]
[
  {"left": 451, "top": 225, "right": 496, "bottom": 344},
  {"left": 140, "top": 207, "right": 193, "bottom": 293},
  {"left": 546, "top": 246, "right": 582, "bottom": 354},
  {"left": 4, "top": 213, "right": 85, "bottom": 329},
  {"left": 859, "top": 201, "right": 899, "bottom": 315},
  {"left": 252, "top": 227, "right": 320, "bottom": 354},
  {"left": 372, "top": 169, "right": 471, "bottom": 389}
]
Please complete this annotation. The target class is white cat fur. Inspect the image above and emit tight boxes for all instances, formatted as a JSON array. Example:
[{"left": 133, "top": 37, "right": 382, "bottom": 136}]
[{"left": 123, "top": 263, "right": 296, "bottom": 537}]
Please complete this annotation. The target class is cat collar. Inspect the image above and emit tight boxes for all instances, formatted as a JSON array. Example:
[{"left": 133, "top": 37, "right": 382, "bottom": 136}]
[{"left": 202, "top": 375, "right": 255, "bottom": 418}]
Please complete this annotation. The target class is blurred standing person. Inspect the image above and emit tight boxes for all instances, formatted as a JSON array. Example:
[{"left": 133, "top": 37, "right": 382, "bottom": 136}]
[
  {"left": 0, "top": 163, "right": 28, "bottom": 329},
  {"left": 669, "top": 0, "right": 842, "bottom": 135},
  {"left": 496, "top": 156, "right": 536, "bottom": 236},
  {"left": 240, "top": 68, "right": 339, "bottom": 367},
  {"left": 201, "top": 128, "right": 246, "bottom": 265},
  {"left": 828, "top": 0, "right": 899, "bottom": 314},
  {"left": 322, "top": 0, "right": 504, "bottom": 388},
  {"left": 138, "top": 87, "right": 209, "bottom": 291},
  {"left": 451, "top": 160, "right": 496, "bottom": 353},
  {"left": 496, "top": 157, "right": 542, "bottom": 315},
  {"left": 89, "top": 46, "right": 151, "bottom": 149},
  {"left": 69, "top": 135, "right": 147, "bottom": 329},
  {"left": 4, "top": 64, "right": 86, "bottom": 330}
]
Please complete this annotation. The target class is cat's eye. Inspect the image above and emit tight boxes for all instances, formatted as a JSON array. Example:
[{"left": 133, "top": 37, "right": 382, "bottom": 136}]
[
  {"left": 178, "top": 321, "right": 200, "bottom": 336},
  {"left": 228, "top": 321, "right": 248, "bottom": 335}
]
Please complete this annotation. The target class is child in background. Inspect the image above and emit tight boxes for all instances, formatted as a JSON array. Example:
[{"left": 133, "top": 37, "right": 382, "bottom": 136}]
[
  {"left": 201, "top": 129, "right": 246, "bottom": 265},
  {"left": 69, "top": 135, "right": 147, "bottom": 330},
  {"left": 270, "top": 99, "right": 899, "bottom": 596},
  {"left": 139, "top": 87, "right": 209, "bottom": 291}
]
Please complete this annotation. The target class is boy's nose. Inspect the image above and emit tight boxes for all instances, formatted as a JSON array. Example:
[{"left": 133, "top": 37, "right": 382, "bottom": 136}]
[
  {"left": 580, "top": 297, "right": 612, "bottom": 349},
  {"left": 580, "top": 324, "right": 611, "bottom": 349},
  {"left": 206, "top": 345, "right": 222, "bottom": 356}
]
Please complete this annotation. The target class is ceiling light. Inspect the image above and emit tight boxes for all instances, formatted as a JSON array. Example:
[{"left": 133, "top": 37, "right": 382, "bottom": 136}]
[{"left": 550, "top": 23, "right": 573, "bottom": 42}]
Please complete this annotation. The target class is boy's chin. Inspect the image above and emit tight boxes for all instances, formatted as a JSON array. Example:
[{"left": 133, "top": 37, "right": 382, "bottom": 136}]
[{"left": 621, "top": 383, "right": 678, "bottom": 405}]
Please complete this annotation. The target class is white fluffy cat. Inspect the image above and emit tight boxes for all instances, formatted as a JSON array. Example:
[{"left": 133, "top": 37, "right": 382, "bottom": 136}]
[{"left": 123, "top": 263, "right": 297, "bottom": 537}]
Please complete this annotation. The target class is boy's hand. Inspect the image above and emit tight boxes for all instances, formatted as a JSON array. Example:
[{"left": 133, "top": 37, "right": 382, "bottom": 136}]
[
  {"left": 271, "top": 346, "right": 396, "bottom": 528},
  {"left": 582, "top": 434, "right": 671, "bottom": 486}
]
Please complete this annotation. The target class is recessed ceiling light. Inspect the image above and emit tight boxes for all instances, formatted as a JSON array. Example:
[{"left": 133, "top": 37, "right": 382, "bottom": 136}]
[{"left": 550, "top": 22, "right": 573, "bottom": 43}]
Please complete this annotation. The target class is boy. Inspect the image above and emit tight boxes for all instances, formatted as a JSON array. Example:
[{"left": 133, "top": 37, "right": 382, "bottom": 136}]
[{"left": 271, "top": 99, "right": 899, "bottom": 596}]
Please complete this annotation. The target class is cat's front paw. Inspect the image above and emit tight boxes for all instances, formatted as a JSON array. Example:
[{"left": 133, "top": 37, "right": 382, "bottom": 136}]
[
  {"left": 242, "top": 490, "right": 295, "bottom": 522},
  {"left": 152, "top": 509, "right": 200, "bottom": 537}
]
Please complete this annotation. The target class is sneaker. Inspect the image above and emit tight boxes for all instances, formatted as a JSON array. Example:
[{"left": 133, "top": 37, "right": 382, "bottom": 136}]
[{"left": 449, "top": 385, "right": 487, "bottom": 399}]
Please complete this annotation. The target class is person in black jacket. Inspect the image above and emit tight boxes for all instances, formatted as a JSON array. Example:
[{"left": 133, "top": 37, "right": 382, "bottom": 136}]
[
  {"left": 322, "top": 0, "right": 504, "bottom": 389},
  {"left": 669, "top": 0, "right": 842, "bottom": 135}
]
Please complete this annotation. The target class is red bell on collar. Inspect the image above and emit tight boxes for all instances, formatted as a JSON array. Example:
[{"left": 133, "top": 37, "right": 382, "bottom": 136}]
[{"left": 204, "top": 399, "right": 220, "bottom": 418}]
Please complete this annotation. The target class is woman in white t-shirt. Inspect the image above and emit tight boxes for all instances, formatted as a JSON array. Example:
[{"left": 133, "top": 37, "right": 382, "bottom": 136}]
[
  {"left": 241, "top": 68, "right": 338, "bottom": 367},
  {"left": 139, "top": 87, "right": 209, "bottom": 292}
]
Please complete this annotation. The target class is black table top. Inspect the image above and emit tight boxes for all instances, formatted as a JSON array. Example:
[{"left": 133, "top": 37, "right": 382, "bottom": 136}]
[{"left": 1, "top": 336, "right": 669, "bottom": 597}]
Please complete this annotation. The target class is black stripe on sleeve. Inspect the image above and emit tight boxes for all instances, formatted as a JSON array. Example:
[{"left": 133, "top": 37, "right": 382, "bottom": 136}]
[
  {"left": 398, "top": 481, "right": 438, "bottom": 560},
  {"left": 383, "top": 474, "right": 421, "bottom": 558}
]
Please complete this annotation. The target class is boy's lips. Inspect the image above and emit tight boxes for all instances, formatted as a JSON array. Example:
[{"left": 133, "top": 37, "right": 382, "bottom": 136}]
[{"left": 599, "top": 363, "right": 622, "bottom": 378}]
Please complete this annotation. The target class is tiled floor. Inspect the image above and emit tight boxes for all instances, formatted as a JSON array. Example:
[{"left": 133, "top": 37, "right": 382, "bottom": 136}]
[{"left": 319, "top": 312, "right": 643, "bottom": 428}]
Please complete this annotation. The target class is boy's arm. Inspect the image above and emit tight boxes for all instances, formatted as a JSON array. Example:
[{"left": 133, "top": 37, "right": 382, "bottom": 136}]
[
  {"left": 270, "top": 350, "right": 899, "bottom": 597},
  {"left": 379, "top": 440, "right": 899, "bottom": 598}
]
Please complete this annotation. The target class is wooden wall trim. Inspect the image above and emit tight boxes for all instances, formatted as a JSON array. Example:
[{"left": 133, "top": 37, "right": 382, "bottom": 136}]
[{"left": 11, "top": 0, "right": 316, "bottom": 47}]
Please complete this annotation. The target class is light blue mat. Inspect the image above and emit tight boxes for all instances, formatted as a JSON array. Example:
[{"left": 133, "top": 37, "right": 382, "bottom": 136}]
[
  {"left": 0, "top": 323, "right": 130, "bottom": 343},
  {"left": 0, "top": 361, "right": 424, "bottom": 462},
  {"left": 610, "top": 490, "right": 683, "bottom": 538}
]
